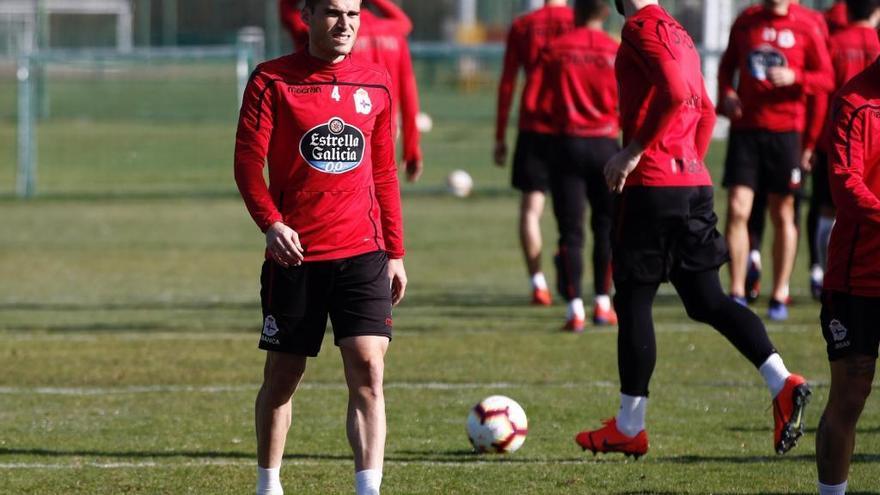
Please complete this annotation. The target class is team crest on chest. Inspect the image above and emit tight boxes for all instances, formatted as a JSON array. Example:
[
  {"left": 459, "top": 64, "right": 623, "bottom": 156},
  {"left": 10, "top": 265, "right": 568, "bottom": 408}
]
[{"left": 354, "top": 88, "right": 372, "bottom": 115}]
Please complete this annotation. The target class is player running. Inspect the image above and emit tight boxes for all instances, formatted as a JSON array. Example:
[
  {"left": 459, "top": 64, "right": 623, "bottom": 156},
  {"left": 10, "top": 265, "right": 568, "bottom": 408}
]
[
  {"left": 574, "top": 0, "right": 810, "bottom": 459},
  {"left": 536, "top": 0, "right": 619, "bottom": 331},
  {"left": 718, "top": 0, "right": 833, "bottom": 320},
  {"left": 815, "top": 26, "right": 880, "bottom": 495},
  {"left": 236, "top": 1, "right": 406, "bottom": 494},
  {"left": 495, "top": 0, "right": 574, "bottom": 306}
]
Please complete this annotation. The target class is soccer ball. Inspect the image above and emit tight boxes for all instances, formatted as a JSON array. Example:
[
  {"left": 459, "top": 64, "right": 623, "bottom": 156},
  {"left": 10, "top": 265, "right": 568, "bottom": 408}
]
[
  {"left": 446, "top": 169, "right": 473, "bottom": 198},
  {"left": 466, "top": 395, "right": 528, "bottom": 454},
  {"left": 416, "top": 111, "right": 433, "bottom": 133}
]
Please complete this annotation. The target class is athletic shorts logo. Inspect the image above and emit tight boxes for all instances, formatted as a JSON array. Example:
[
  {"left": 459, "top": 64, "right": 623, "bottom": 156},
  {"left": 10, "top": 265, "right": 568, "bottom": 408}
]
[
  {"left": 263, "top": 315, "right": 280, "bottom": 337},
  {"left": 829, "top": 319, "right": 847, "bottom": 342},
  {"left": 790, "top": 168, "right": 802, "bottom": 187},
  {"left": 748, "top": 45, "right": 787, "bottom": 81},
  {"left": 299, "top": 117, "right": 365, "bottom": 174},
  {"left": 354, "top": 88, "right": 372, "bottom": 115}
]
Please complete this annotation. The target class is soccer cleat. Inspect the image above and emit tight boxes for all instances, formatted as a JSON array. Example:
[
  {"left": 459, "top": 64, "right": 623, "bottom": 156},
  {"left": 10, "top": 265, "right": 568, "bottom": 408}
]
[
  {"left": 592, "top": 304, "right": 618, "bottom": 326},
  {"left": 575, "top": 418, "right": 648, "bottom": 459},
  {"left": 531, "top": 287, "right": 552, "bottom": 306},
  {"left": 745, "top": 259, "right": 761, "bottom": 303},
  {"left": 730, "top": 295, "right": 748, "bottom": 307},
  {"left": 773, "top": 374, "right": 811, "bottom": 454},
  {"left": 767, "top": 299, "right": 788, "bottom": 321},
  {"left": 562, "top": 316, "right": 585, "bottom": 333}
]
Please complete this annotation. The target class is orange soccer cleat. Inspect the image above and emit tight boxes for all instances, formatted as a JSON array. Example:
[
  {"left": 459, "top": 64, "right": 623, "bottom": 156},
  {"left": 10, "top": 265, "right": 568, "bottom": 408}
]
[
  {"left": 773, "top": 374, "right": 811, "bottom": 454},
  {"left": 531, "top": 287, "right": 552, "bottom": 306},
  {"left": 592, "top": 303, "right": 618, "bottom": 326},
  {"left": 562, "top": 316, "right": 585, "bottom": 333},
  {"left": 575, "top": 418, "right": 648, "bottom": 459}
]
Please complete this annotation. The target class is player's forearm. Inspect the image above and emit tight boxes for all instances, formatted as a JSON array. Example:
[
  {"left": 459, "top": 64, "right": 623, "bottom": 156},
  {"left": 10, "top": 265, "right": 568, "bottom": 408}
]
[
  {"left": 803, "top": 94, "right": 828, "bottom": 151},
  {"left": 234, "top": 156, "right": 282, "bottom": 232}
]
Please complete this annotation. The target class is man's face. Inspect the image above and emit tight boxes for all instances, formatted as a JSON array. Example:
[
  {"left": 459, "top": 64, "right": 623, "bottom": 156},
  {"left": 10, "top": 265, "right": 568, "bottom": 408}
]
[{"left": 303, "top": 0, "right": 361, "bottom": 61}]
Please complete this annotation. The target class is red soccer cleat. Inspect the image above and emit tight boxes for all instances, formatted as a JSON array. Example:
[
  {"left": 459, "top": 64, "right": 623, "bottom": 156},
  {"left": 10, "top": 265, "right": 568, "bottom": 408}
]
[
  {"left": 575, "top": 418, "right": 648, "bottom": 459},
  {"left": 592, "top": 304, "right": 618, "bottom": 326},
  {"left": 531, "top": 287, "right": 552, "bottom": 306},
  {"left": 773, "top": 374, "right": 811, "bottom": 454},
  {"left": 562, "top": 316, "right": 585, "bottom": 333}
]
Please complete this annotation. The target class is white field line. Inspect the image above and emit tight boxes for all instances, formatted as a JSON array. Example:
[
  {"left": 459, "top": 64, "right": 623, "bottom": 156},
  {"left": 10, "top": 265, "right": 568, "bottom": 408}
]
[{"left": 0, "top": 458, "right": 593, "bottom": 470}]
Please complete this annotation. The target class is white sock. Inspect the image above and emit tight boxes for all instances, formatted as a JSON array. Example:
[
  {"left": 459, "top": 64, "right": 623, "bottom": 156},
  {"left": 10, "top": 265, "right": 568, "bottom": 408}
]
[
  {"left": 616, "top": 394, "right": 647, "bottom": 437},
  {"left": 567, "top": 298, "right": 585, "bottom": 320},
  {"left": 256, "top": 466, "right": 283, "bottom": 495},
  {"left": 531, "top": 272, "right": 548, "bottom": 291},
  {"left": 759, "top": 353, "right": 791, "bottom": 398},
  {"left": 749, "top": 249, "right": 762, "bottom": 269},
  {"left": 811, "top": 264, "right": 825, "bottom": 284},
  {"left": 594, "top": 294, "right": 611, "bottom": 311},
  {"left": 355, "top": 469, "right": 382, "bottom": 495},
  {"left": 818, "top": 480, "right": 847, "bottom": 495},
  {"left": 817, "top": 217, "right": 835, "bottom": 270}
]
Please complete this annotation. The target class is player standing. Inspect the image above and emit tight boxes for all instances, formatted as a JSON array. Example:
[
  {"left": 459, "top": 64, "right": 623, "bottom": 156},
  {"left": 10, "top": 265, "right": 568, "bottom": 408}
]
[
  {"left": 574, "top": 0, "right": 810, "bottom": 458},
  {"left": 235, "top": 1, "right": 406, "bottom": 494},
  {"left": 495, "top": 0, "right": 574, "bottom": 306},
  {"left": 815, "top": 8, "right": 880, "bottom": 495},
  {"left": 536, "top": 0, "right": 618, "bottom": 331},
  {"left": 718, "top": 0, "right": 833, "bottom": 320}
]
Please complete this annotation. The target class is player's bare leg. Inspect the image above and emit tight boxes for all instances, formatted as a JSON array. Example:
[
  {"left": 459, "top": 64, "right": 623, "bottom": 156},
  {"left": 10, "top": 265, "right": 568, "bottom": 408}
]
[
  {"left": 520, "top": 191, "right": 550, "bottom": 304},
  {"left": 341, "top": 335, "right": 389, "bottom": 495},
  {"left": 768, "top": 193, "right": 797, "bottom": 314},
  {"left": 725, "top": 185, "right": 755, "bottom": 300},
  {"left": 816, "top": 356, "right": 875, "bottom": 493},
  {"left": 255, "top": 351, "right": 307, "bottom": 494}
]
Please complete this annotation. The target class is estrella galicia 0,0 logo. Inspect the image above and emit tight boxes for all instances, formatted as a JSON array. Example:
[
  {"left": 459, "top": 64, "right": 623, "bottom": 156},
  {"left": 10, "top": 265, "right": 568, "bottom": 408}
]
[{"left": 300, "top": 117, "right": 365, "bottom": 174}]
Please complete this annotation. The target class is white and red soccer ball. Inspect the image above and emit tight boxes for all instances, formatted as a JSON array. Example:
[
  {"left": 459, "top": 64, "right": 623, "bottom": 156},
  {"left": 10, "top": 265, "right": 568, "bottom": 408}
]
[
  {"left": 466, "top": 395, "right": 528, "bottom": 454},
  {"left": 446, "top": 169, "right": 473, "bottom": 198}
]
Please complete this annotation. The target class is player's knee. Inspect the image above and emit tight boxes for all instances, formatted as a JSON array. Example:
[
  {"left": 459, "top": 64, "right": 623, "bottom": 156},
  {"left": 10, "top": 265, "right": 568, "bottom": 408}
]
[{"left": 263, "top": 354, "right": 306, "bottom": 395}]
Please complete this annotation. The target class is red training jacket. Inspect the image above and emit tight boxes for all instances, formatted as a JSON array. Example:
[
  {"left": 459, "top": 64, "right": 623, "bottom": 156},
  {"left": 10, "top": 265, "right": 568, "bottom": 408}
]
[
  {"left": 234, "top": 51, "right": 405, "bottom": 262},
  {"left": 718, "top": 4, "right": 833, "bottom": 134},
  {"left": 796, "top": 3, "right": 831, "bottom": 152},
  {"left": 536, "top": 26, "right": 619, "bottom": 138},
  {"left": 825, "top": 1, "right": 849, "bottom": 34},
  {"left": 616, "top": 4, "right": 715, "bottom": 188},
  {"left": 825, "top": 59, "right": 880, "bottom": 296},
  {"left": 495, "top": 5, "right": 574, "bottom": 141}
]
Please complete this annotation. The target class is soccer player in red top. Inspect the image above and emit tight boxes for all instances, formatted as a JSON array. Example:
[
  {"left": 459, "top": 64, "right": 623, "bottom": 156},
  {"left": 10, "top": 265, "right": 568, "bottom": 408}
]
[
  {"left": 236, "top": 1, "right": 406, "bottom": 493},
  {"left": 815, "top": 13, "right": 880, "bottom": 495},
  {"left": 536, "top": 0, "right": 618, "bottom": 331},
  {"left": 574, "top": 0, "right": 810, "bottom": 459},
  {"left": 280, "top": 0, "right": 423, "bottom": 182},
  {"left": 718, "top": 0, "right": 833, "bottom": 320},
  {"left": 495, "top": 0, "right": 574, "bottom": 306}
]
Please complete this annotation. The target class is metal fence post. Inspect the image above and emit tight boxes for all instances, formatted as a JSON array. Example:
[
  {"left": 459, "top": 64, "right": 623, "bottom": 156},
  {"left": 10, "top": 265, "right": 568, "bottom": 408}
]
[
  {"left": 17, "top": 54, "right": 36, "bottom": 198},
  {"left": 236, "top": 27, "right": 265, "bottom": 108}
]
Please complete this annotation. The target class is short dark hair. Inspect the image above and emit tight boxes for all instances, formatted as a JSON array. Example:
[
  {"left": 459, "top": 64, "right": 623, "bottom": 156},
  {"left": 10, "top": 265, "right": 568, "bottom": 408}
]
[
  {"left": 846, "top": 0, "right": 880, "bottom": 21},
  {"left": 574, "top": 0, "right": 607, "bottom": 24}
]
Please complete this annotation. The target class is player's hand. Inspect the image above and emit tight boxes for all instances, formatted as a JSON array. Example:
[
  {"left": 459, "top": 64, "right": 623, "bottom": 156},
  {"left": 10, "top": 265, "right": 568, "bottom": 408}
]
[
  {"left": 405, "top": 158, "right": 423, "bottom": 183},
  {"left": 720, "top": 92, "right": 743, "bottom": 120},
  {"left": 387, "top": 258, "right": 407, "bottom": 306},
  {"left": 768, "top": 67, "right": 796, "bottom": 87},
  {"left": 266, "top": 222, "right": 304, "bottom": 268},
  {"left": 801, "top": 148, "right": 814, "bottom": 173},
  {"left": 493, "top": 141, "right": 508, "bottom": 167},
  {"left": 604, "top": 143, "right": 643, "bottom": 194}
]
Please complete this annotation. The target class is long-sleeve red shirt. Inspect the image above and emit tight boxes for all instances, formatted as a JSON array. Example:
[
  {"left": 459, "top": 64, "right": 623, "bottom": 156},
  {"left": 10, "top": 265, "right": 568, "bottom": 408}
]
[
  {"left": 536, "top": 27, "right": 619, "bottom": 138},
  {"left": 824, "top": 59, "right": 880, "bottom": 296},
  {"left": 718, "top": 4, "right": 834, "bottom": 133},
  {"left": 234, "top": 51, "right": 404, "bottom": 262},
  {"left": 279, "top": 1, "right": 421, "bottom": 162},
  {"left": 495, "top": 5, "right": 574, "bottom": 141},
  {"left": 617, "top": 5, "right": 715, "bottom": 188}
]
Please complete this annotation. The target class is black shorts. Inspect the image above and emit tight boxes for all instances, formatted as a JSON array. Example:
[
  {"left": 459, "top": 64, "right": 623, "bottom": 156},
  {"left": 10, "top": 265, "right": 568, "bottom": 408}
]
[
  {"left": 259, "top": 250, "right": 392, "bottom": 357},
  {"left": 820, "top": 291, "right": 880, "bottom": 361},
  {"left": 512, "top": 131, "right": 553, "bottom": 192},
  {"left": 723, "top": 130, "right": 803, "bottom": 195},
  {"left": 811, "top": 150, "right": 834, "bottom": 209},
  {"left": 612, "top": 186, "right": 729, "bottom": 284}
]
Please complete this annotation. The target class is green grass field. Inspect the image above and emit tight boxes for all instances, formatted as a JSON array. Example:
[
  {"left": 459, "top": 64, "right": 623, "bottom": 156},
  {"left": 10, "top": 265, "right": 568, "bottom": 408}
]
[{"left": 1, "top": 75, "right": 878, "bottom": 494}]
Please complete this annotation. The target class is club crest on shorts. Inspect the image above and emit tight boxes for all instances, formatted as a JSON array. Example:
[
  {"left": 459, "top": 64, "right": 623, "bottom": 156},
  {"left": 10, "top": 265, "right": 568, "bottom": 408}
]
[
  {"left": 829, "top": 319, "right": 847, "bottom": 342},
  {"left": 263, "top": 315, "right": 280, "bottom": 337},
  {"left": 354, "top": 88, "right": 372, "bottom": 115},
  {"left": 299, "top": 117, "right": 365, "bottom": 174}
]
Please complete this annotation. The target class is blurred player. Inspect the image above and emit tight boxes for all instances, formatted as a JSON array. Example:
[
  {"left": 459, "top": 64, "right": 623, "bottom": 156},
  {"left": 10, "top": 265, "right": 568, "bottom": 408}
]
[
  {"left": 495, "top": 0, "right": 574, "bottom": 306},
  {"left": 826, "top": 0, "right": 850, "bottom": 33},
  {"left": 815, "top": 27, "right": 880, "bottom": 495},
  {"left": 718, "top": 0, "right": 833, "bottom": 320},
  {"left": 574, "top": 0, "right": 810, "bottom": 459},
  {"left": 537, "top": 0, "right": 618, "bottom": 331},
  {"left": 281, "top": 0, "right": 423, "bottom": 181},
  {"left": 236, "top": 1, "right": 406, "bottom": 494}
]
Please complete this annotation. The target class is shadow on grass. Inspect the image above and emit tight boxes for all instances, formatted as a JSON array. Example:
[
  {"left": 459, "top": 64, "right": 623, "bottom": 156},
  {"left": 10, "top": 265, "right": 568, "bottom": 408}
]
[
  {"left": 0, "top": 301, "right": 256, "bottom": 312},
  {"left": 655, "top": 453, "right": 880, "bottom": 464},
  {"left": 728, "top": 425, "right": 880, "bottom": 434}
]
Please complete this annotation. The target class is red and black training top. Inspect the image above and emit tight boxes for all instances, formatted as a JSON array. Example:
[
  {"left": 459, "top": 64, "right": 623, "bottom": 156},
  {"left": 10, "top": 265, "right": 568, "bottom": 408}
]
[
  {"left": 536, "top": 26, "right": 619, "bottom": 139},
  {"left": 718, "top": 4, "right": 833, "bottom": 134},
  {"left": 234, "top": 51, "right": 404, "bottom": 262},
  {"left": 825, "top": 59, "right": 880, "bottom": 296},
  {"left": 616, "top": 4, "right": 715, "bottom": 188},
  {"left": 495, "top": 5, "right": 574, "bottom": 141}
]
